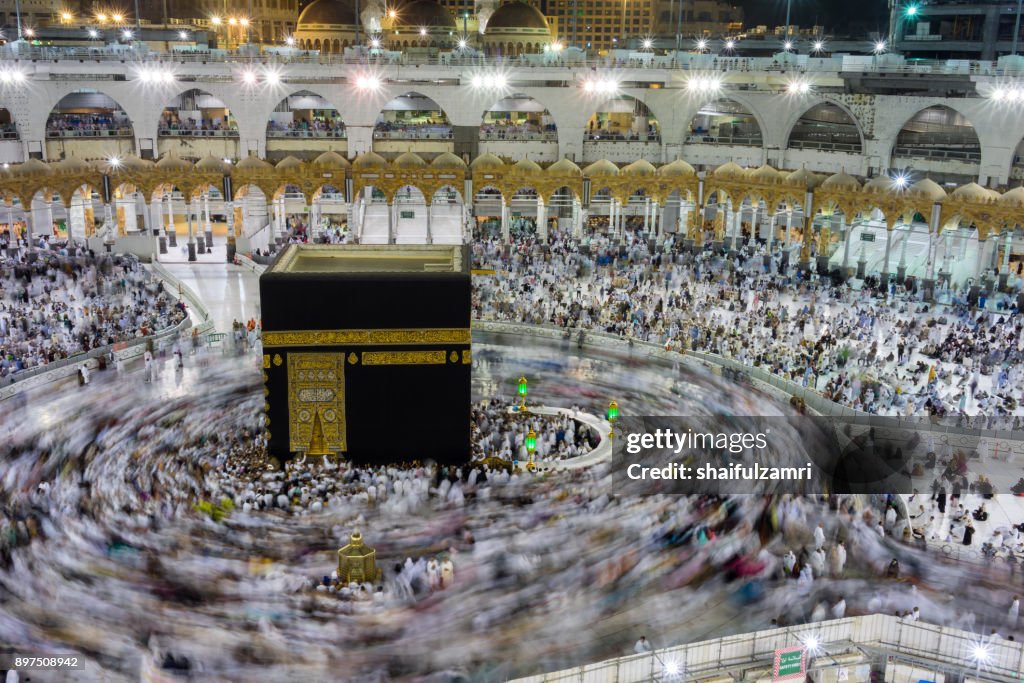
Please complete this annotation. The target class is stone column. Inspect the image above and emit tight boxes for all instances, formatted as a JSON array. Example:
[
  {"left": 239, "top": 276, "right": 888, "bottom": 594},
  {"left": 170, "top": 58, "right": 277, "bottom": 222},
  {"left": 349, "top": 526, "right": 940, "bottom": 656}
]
[
  {"left": 193, "top": 200, "right": 206, "bottom": 255},
  {"left": 840, "top": 217, "right": 852, "bottom": 280},
  {"left": 44, "top": 198, "right": 54, "bottom": 244},
  {"left": 387, "top": 199, "right": 395, "bottom": 244},
  {"left": 537, "top": 200, "right": 548, "bottom": 242},
  {"left": 880, "top": 224, "right": 894, "bottom": 289},
  {"left": 618, "top": 199, "right": 626, "bottom": 244},
  {"left": 166, "top": 194, "right": 178, "bottom": 247},
  {"left": 186, "top": 199, "right": 196, "bottom": 261},
  {"left": 999, "top": 230, "right": 1012, "bottom": 291},
  {"left": 225, "top": 197, "right": 236, "bottom": 262},
  {"left": 426, "top": 199, "right": 433, "bottom": 244},
  {"left": 896, "top": 221, "right": 911, "bottom": 284},
  {"left": 500, "top": 198, "right": 509, "bottom": 243},
  {"left": 573, "top": 202, "right": 583, "bottom": 239},
  {"left": 204, "top": 193, "right": 213, "bottom": 249}
]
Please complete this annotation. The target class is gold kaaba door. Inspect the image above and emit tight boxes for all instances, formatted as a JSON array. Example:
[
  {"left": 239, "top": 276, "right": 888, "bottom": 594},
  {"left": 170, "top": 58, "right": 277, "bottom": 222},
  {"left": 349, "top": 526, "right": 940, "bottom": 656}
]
[{"left": 287, "top": 353, "right": 347, "bottom": 454}]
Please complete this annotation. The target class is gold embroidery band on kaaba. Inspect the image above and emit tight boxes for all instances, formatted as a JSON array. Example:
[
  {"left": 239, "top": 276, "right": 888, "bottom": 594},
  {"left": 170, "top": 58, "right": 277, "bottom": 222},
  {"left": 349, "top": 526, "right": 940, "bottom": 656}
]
[
  {"left": 362, "top": 350, "right": 448, "bottom": 365},
  {"left": 263, "top": 328, "right": 471, "bottom": 347}
]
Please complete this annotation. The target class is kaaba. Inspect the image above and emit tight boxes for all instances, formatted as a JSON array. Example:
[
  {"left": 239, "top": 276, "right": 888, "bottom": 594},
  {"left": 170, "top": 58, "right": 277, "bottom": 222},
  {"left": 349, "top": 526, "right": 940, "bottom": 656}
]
[{"left": 259, "top": 244, "right": 471, "bottom": 465}]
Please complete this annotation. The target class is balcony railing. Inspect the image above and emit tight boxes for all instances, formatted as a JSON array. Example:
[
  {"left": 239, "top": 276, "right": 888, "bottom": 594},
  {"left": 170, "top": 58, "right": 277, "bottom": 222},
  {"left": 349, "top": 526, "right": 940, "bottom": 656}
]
[
  {"left": 9, "top": 45, "right": 1024, "bottom": 78},
  {"left": 585, "top": 133, "right": 661, "bottom": 143},
  {"left": 158, "top": 128, "right": 239, "bottom": 138},
  {"left": 788, "top": 138, "right": 862, "bottom": 152},
  {"left": 480, "top": 130, "right": 557, "bottom": 142},
  {"left": 267, "top": 129, "right": 347, "bottom": 139},
  {"left": 46, "top": 127, "right": 133, "bottom": 138},
  {"left": 372, "top": 129, "right": 452, "bottom": 140},
  {"left": 686, "top": 133, "right": 763, "bottom": 147},
  {"left": 893, "top": 146, "right": 982, "bottom": 162}
]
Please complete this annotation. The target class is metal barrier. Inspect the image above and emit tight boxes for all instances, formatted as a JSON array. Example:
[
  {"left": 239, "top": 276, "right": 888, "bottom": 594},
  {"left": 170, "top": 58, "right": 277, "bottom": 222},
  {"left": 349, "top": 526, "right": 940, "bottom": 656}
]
[{"left": 509, "top": 615, "right": 1024, "bottom": 683}]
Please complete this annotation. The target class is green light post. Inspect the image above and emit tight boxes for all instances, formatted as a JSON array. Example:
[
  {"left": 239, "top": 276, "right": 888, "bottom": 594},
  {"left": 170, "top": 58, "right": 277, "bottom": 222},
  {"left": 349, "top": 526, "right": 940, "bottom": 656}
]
[
  {"left": 608, "top": 400, "right": 619, "bottom": 439},
  {"left": 517, "top": 375, "right": 528, "bottom": 411},
  {"left": 525, "top": 427, "right": 537, "bottom": 470}
]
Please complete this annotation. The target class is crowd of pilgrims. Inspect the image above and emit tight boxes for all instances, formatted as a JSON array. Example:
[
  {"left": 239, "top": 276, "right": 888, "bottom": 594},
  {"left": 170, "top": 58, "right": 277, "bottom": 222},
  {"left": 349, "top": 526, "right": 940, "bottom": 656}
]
[
  {"left": 471, "top": 231, "right": 1024, "bottom": 417},
  {"left": 2, "top": 350, "right": 1023, "bottom": 679},
  {"left": 471, "top": 399, "right": 598, "bottom": 463},
  {"left": 0, "top": 251, "right": 187, "bottom": 379}
]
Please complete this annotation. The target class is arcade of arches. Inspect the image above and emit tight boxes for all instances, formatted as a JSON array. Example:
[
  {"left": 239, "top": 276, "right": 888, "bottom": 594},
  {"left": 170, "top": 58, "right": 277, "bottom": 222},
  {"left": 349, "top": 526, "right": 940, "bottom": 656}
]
[{"left": 0, "top": 152, "right": 1021, "bottom": 291}]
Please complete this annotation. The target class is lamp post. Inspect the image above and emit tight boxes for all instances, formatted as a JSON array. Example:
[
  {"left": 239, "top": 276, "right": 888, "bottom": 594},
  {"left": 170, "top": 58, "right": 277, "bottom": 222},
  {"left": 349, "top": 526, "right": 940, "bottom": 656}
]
[
  {"left": 608, "top": 399, "right": 619, "bottom": 438},
  {"left": 525, "top": 427, "right": 537, "bottom": 470},
  {"left": 517, "top": 375, "right": 528, "bottom": 410}
]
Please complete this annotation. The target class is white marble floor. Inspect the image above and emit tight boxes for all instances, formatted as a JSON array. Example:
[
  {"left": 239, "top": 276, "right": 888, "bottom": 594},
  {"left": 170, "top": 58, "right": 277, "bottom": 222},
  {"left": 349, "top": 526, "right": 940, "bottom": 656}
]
[{"left": 160, "top": 262, "right": 261, "bottom": 333}]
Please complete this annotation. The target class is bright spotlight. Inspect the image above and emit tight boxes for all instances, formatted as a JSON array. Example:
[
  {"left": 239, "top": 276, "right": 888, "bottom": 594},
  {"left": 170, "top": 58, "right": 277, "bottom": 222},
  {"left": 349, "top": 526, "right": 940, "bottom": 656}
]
[
  {"left": 241, "top": 70, "right": 257, "bottom": 85},
  {"left": 696, "top": 38, "right": 707, "bottom": 51},
  {"left": 874, "top": 40, "right": 887, "bottom": 53},
  {"left": 160, "top": 70, "right": 174, "bottom": 83},
  {"left": 642, "top": 38, "right": 652, "bottom": 49},
  {"left": 61, "top": 11, "right": 73, "bottom": 21},
  {"left": 107, "top": 156, "right": 121, "bottom": 168},
  {"left": 664, "top": 661, "right": 681, "bottom": 676},
  {"left": 355, "top": 75, "right": 380, "bottom": 90},
  {"left": 211, "top": 16, "right": 222, "bottom": 25},
  {"left": 111, "top": 13, "right": 123, "bottom": 23},
  {"left": 0, "top": 73, "right": 10, "bottom": 84},
  {"left": 470, "top": 75, "right": 483, "bottom": 87},
  {"left": 179, "top": 31, "right": 189, "bottom": 40},
  {"left": 972, "top": 645, "right": 990, "bottom": 663},
  {"left": 122, "top": 29, "right": 133, "bottom": 40},
  {"left": 552, "top": 41, "right": 563, "bottom": 51},
  {"left": 370, "top": 38, "right": 381, "bottom": 48},
  {"left": 787, "top": 81, "right": 810, "bottom": 94},
  {"left": 228, "top": 17, "right": 237, "bottom": 26},
  {"left": 23, "top": 28, "right": 35, "bottom": 37},
  {"left": 804, "top": 637, "right": 819, "bottom": 652},
  {"left": 388, "top": 9, "right": 397, "bottom": 19},
  {"left": 993, "top": 88, "right": 1007, "bottom": 101},
  {"left": 419, "top": 27, "right": 427, "bottom": 36},
  {"left": 724, "top": 39, "right": 735, "bottom": 50},
  {"left": 784, "top": 41, "right": 793, "bottom": 50},
  {"left": 240, "top": 18, "right": 249, "bottom": 27},
  {"left": 493, "top": 74, "right": 507, "bottom": 88},
  {"left": 222, "top": 158, "right": 232, "bottom": 164},
  {"left": 458, "top": 39, "right": 467, "bottom": 49},
  {"left": 894, "top": 174, "right": 909, "bottom": 189},
  {"left": 813, "top": 40, "right": 824, "bottom": 52},
  {"left": 96, "top": 12, "right": 107, "bottom": 23},
  {"left": 88, "top": 28, "right": 98, "bottom": 38},
  {"left": 265, "top": 70, "right": 280, "bottom": 86},
  {"left": 285, "top": 36, "right": 295, "bottom": 46},
  {"left": 906, "top": 5, "right": 919, "bottom": 16}
]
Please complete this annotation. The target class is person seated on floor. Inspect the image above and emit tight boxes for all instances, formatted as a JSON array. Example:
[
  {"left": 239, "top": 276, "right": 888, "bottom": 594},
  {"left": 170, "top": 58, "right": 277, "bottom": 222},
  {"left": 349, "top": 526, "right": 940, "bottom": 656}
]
[
  {"left": 1013, "top": 478, "right": 1024, "bottom": 496},
  {"left": 972, "top": 503, "right": 989, "bottom": 522}
]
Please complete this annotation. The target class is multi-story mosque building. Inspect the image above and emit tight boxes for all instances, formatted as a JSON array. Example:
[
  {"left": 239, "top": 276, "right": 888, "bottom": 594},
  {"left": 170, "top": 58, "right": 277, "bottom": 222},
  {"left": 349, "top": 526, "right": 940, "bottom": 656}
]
[{"left": 0, "top": 0, "right": 1020, "bottom": 290}]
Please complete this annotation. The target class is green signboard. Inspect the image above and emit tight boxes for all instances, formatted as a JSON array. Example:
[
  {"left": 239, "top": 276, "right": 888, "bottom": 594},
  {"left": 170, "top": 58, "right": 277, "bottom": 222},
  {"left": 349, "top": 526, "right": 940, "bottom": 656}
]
[
  {"left": 400, "top": 211, "right": 415, "bottom": 219},
  {"left": 773, "top": 647, "right": 806, "bottom": 681},
  {"left": 860, "top": 231, "right": 876, "bottom": 242}
]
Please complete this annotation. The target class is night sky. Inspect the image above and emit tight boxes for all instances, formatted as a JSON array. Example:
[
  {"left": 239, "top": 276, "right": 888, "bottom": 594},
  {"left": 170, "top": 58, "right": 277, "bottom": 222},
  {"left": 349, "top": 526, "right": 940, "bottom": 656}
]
[{"left": 739, "top": 0, "right": 890, "bottom": 34}]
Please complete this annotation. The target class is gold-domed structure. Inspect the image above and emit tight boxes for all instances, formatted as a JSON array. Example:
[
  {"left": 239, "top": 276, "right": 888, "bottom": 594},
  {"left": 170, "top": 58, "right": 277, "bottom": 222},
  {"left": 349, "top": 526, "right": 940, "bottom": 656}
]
[{"left": 337, "top": 530, "right": 379, "bottom": 584}]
